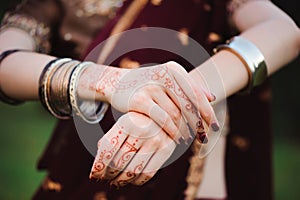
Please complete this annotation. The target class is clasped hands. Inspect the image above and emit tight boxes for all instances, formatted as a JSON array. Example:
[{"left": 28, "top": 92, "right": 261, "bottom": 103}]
[{"left": 78, "top": 61, "right": 219, "bottom": 187}]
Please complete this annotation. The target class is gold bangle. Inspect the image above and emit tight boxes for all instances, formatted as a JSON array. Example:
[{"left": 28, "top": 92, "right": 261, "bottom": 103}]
[
  {"left": 39, "top": 58, "right": 72, "bottom": 118},
  {"left": 214, "top": 36, "right": 268, "bottom": 94},
  {"left": 49, "top": 60, "right": 80, "bottom": 117}
]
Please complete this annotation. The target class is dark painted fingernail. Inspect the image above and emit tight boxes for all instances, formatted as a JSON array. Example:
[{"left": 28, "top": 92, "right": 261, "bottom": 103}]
[
  {"left": 186, "top": 136, "right": 194, "bottom": 145},
  {"left": 197, "top": 132, "right": 208, "bottom": 144},
  {"left": 178, "top": 137, "right": 185, "bottom": 144},
  {"left": 196, "top": 120, "right": 202, "bottom": 128},
  {"left": 211, "top": 122, "right": 219, "bottom": 132}
]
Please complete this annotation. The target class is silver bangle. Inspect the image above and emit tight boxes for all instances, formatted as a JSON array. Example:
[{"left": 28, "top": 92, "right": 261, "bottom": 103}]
[
  {"left": 214, "top": 36, "right": 268, "bottom": 93},
  {"left": 69, "top": 62, "right": 109, "bottom": 124}
]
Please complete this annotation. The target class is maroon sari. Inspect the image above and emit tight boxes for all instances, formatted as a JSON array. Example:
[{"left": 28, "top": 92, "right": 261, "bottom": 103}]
[{"left": 5, "top": 0, "right": 273, "bottom": 199}]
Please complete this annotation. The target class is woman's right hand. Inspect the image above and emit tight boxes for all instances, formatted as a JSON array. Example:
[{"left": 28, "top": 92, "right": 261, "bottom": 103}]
[
  {"left": 89, "top": 112, "right": 179, "bottom": 186},
  {"left": 78, "top": 61, "right": 220, "bottom": 143}
]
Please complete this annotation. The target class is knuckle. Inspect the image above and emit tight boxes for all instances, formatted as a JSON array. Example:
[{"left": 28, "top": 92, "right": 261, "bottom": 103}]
[
  {"left": 166, "top": 61, "right": 186, "bottom": 74},
  {"left": 132, "top": 173, "right": 154, "bottom": 186},
  {"left": 201, "top": 109, "right": 212, "bottom": 121},
  {"left": 147, "top": 136, "right": 162, "bottom": 147},
  {"left": 142, "top": 172, "right": 155, "bottom": 181},
  {"left": 143, "top": 87, "right": 161, "bottom": 97},
  {"left": 131, "top": 92, "right": 148, "bottom": 106},
  {"left": 166, "top": 61, "right": 180, "bottom": 69},
  {"left": 172, "top": 109, "right": 181, "bottom": 121},
  {"left": 125, "top": 170, "right": 137, "bottom": 180}
]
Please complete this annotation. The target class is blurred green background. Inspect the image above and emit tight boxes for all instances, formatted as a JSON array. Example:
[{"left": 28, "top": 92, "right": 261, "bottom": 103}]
[{"left": 0, "top": 0, "right": 299, "bottom": 199}]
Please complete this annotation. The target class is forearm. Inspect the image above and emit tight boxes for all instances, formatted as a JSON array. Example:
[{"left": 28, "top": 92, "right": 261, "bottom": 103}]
[
  {"left": 0, "top": 29, "right": 56, "bottom": 100},
  {"left": 190, "top": 1, "right": 300, "bottom": 101}
]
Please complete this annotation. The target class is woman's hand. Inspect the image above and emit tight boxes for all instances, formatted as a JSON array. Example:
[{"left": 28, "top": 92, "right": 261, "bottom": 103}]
[
  {"left": 89, "top": 112, "right": 179, "bottom": 186},
  {"left": 78, "top": 61, "right": 219, "bottom": 143}
]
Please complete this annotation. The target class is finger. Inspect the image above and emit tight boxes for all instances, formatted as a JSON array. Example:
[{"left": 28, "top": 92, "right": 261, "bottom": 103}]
[
  {"left": 103, "top": 135, "right": 143, "bottom": 180},
  {"left": 161, "top": 73, "right": 208, "bottom": 143},
  {"left": 195, "top": 116, "right": 208, "bottom": 144},
  {"left": 178, "top": 113, "right": 192, "bottom": 144},
  {"left": 207, "top": 92, "right": 216, "bottom": 103},
  {"left": 130, "top": 96, "right": 182, "bottom": 144},
  {"left": 89, "top": 124, "right": 128, "bottom": 180},
  {"left": 109, "top": 144, "right": 156, "bottom": 187},
  {"left": 146, "top": 64, "right": 196, "bottom": 141},
  {"left": 132, "top": 133, "right": 176, "bottom": 186},
  {"left": 151, "top": 89, "right": 191, "bottom": 141},
  {"left": 165, "top": 62, "right": 220, "bottom": 133}
]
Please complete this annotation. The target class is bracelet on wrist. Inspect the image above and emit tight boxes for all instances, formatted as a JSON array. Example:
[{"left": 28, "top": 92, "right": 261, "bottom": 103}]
[
  {"left": 69, "top": 62, "right": 109, "bottom": 124},
  {"left": 39, "top": 58, "right": 108, "bottom": 123},
  {"left": 0, "top": 49, "right": 29, "bottom": 105},
  {"left": 38, "top": 58, "right": 73, "bottom": 119},
  {"left": 214, "top": 36, "right": 268, "bottom": 94}
]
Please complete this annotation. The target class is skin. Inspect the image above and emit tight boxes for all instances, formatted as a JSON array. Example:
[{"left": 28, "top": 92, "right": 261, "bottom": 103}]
[{"left": 0, "top": 0, "right": 299, "bottom": 193}]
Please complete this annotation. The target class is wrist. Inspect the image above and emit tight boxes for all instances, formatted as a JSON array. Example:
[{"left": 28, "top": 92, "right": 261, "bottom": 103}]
[{"left": 77, "top": 64, "right": 129, "bottom": 103}]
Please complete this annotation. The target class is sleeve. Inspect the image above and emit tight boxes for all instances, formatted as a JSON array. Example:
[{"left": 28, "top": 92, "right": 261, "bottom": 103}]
[{"left": 0, "top": 0, "right": 64, "bottom": 53}]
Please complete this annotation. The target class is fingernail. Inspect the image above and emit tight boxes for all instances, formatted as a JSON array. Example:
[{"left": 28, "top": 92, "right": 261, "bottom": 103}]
[
  {"left": 197, "top": 132, "right": 208, "bottom": 144},
  {"left": 175, "top": 136, "right": 181, "bottom": 144},
  {"left": 184, "top": 139, "right": 189, "bottom": 145},
  {"left": 186, "top": 136, "right": 194, "bottom": 145},
  {"left": 183, "top": 134, "right": 192, "bottom": 145},
  {"left": 89, "top": 170, "right": 101, "bottom": 180},
  {"left": 210, "top": 93, "right": 216, "bottom": 102},
  {"left": 89, "top": 172, "right": 96, "bottom": 180},
  {"left": 211, "top": 122, "right": 219, "bottom": 132},
  {"left": 110, "top": 182, "right": 119, "bottom": 190},
  {"left": 196, "top": 120, "right": 202, "bottom": 127}
]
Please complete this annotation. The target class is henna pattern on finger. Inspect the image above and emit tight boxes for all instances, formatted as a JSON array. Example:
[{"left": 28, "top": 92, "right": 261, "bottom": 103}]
[
  {"left": 195, "top": 117, "right": 208, "bottom": 144},
  {"left": 90, "top": 128, "right": 124, "bottom": 178},
  {"left": 114, "top": 161, "right": 145, "bottom": 187},
  {"left": 104, "top": 138, "right": 139, "bottom": 180},
  {"left": 140, "top": 177, "right": 150, "bottom": 185},
  {"left": 197, "top": 132, "right": 208, "bottom": 144},
  {"left": 115, "top": 139, "right": 139, "bottom": 169}
]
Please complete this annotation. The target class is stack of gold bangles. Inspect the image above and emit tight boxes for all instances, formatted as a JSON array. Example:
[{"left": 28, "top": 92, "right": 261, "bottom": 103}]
[
  {"left": 0, "top": 50, "right": 108, "bottom": 123},
  {"left": 38, "top": 58, "right": 108, "bottom": 123}
]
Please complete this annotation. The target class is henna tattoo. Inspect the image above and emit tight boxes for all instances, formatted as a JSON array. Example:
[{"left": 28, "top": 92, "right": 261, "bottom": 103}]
[
  {"left": 88, "top": 64, "right": 199, "bottom": 117},
  {"left": 115, "top": 180, "right": 129, "bottom": 187},
  {"left": 140, "top": 177, "right": 149, "bottom": 185},
  {"left": 95, "top": 70, "right": 121, "bottom": 96},
  {"left": 196, "top": 118, "right": 208, "bottom": 144},
  {"left": 115, "top": 139, "right": 138, "bottom": 169},
  {"left": 197, "top": 132, "right": 208, "bottom": 144},
  {"left": 115, "top": 161, "right": 145, "bottom": 187},
  {"left": 104, "top": 138, "right": 140, "bottom": 180},
  {"left": 142, "top": 65, "right": 196, "bottom": 113},
  {"left": 134, "top": 161, "right": 144, "bottom": 173},
  {"left": 91, "top": 128, "right": 124, "bottom": 176},
  {"left": 93, "top": 68, "right": 138, "bottom": 97}
]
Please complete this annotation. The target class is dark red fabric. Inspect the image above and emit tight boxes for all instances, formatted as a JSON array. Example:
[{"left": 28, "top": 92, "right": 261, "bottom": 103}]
[{"left": 32, "top": 0, "right": 273, "bottom": 200}]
